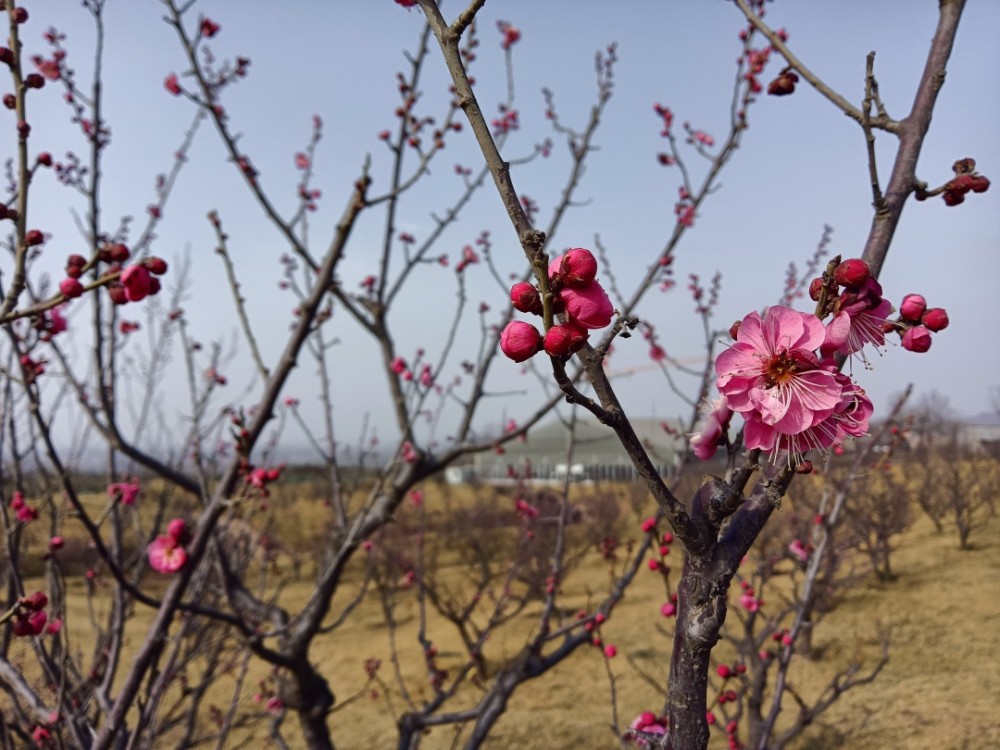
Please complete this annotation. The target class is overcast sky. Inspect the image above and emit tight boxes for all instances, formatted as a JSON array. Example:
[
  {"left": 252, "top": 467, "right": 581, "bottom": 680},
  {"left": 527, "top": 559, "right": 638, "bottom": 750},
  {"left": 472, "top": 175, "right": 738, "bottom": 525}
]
[{"left": 18, "top": 1, "right": 1000, "bottom": 460}]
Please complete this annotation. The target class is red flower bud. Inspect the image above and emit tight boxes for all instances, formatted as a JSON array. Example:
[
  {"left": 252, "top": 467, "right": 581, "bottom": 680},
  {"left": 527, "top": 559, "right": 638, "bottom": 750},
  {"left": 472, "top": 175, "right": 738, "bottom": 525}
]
[
  {"left": 107, "top": 284, "right": 127, "bottom": 305},
  {"left": 833, "top": 258, "right": 870, "bottom": 288},
  {"left": 898, "top": 293, "right": 926, "bottom": 321},
  {"left": 901, "top": 325, "right": 932, "bottom": 353},
  {"left": 145, "top": 256, "right": 168, "bottom": 275},
  {"left": 543, "top": 321, "right": 588, "bottom": 357},
  {"left": 509, "top": 282, "right": 541, "bottom": 314},
  {"left": 36, "top": 152, "right": 52, "bottom": 167},
  {"left": 24, "top": 73, "right": 44, "bottom": 89},
  {"left": 120, "top": 264, "right": 152, "bottom": 302},
  {"left": 942, "top": 189, "right": 964, "bottom": 206},
  {"left": 550, "top": 248, "right": 599, "bottom": 288},
  {"left": 2, "top": 94, "right": 15, "bottom": 109},
  {"left": 167, "top": 518, "right": 187, "bottom": 543},
  {"left": 808, "top": 277, "right": 824, "bottom": 301},
  {"left": 25, "top": 229, "right": 44, "bottom": 246},
  {"left": 109, "top": 243, "right": 130, "bottom": 263},
  {"left": 499, "top": 321, "right": 541, "bottom": 362},
  {"left": 728, "top": 320, "right": 741, "bottom": 340},
  {"left": 59, "top": 278, "right": 84, "bottom": 299},
  {"left": 13, "top": 7, "right": 28, "bottom": 24},
  {"left": 164, "top": 73, "right": 182, "bottom": 96},
  {"left": 921, "top": 307, "right": 949, "bottom": 332},
  {"left": 558, "top": 282, "right": 613, "bottom": 329},
  {"left": 766, "top": 72, "right": 797, "bottom": 96},
  {"left": 969, "top": 175, "right": 990, "bottom": 194}
]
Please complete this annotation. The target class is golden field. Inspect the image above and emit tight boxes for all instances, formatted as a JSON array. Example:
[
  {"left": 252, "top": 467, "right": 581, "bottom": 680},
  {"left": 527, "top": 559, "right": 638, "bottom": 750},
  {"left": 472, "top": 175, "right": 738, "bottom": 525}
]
[{"left": 6, "top": 478, "right": 999, "bottom": 750}]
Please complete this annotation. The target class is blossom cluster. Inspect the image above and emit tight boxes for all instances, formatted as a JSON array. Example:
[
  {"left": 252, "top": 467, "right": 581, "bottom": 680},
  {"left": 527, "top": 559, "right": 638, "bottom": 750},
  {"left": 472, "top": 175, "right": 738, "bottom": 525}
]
[
  {"left": 10, "top": 591, "right": 50, "bottom": 637},
  {"left": 696, "top": 258, "right": 947, "bottom": 463},
  {"left": 499, "top": 248, "right": 614, "bottom": 362}
]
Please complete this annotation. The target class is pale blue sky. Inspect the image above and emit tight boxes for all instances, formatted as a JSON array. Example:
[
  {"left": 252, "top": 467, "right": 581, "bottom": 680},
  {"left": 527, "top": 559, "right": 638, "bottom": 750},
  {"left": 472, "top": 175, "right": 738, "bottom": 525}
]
[{"left": 18, "top": 1, "right": 1000, "bottom": 457}]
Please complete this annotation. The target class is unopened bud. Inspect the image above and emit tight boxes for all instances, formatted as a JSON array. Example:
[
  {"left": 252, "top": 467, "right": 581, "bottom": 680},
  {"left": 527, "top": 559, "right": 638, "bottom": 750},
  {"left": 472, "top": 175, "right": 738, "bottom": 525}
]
[
  {"left": 921, "top": 307, "right": 949, "bottom": 332},
  {"left": 901, "top": 325, "right": 932, "bottom": 353},
  {"left": 898, "top": 293, "right": 926, "bottom": 321},
  {"left": 808, "top": 277, "right": 824, "bottom": 302},
  {"left": 833, "top": 258, "right": 870, "bottom": 288},
  {"left": 499, "top": 321, "right": 541, "bottom": 363},
  {"left": 510, "top": 282, "right": 541, "bottom": 314},
  {"left": 543, "top": 322, "right": 588, "bottom": 357}
]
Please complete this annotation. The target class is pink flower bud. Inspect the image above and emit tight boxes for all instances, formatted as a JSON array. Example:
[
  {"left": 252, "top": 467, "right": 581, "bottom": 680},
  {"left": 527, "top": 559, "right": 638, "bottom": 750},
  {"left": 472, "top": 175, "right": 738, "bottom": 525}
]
[
  {"left": 833, "top": 258, "right": 870, "bottom": 288},
  {"left": 942, "top": 190, "right": 964, "bottom": 206},
  {"left": 808, "top": 277, "right": 824, "bottom": 301},
  {"left": 969, "top": 175, "right": 990, "bottom": 194},
  {"left": 164, "top": 73, "right": 181, "bottom": 96},
  {"left": 549, "top": 248, "right": 598, "bottom": 288},
  {"left": 921, "top": 307, "right": 949, "bottom": 332},
  {"left": 901, "top": 325, "right": 932, "bottom": 353},
  {"left": 120, "top": 264, "right": 152, "bottom": 302},
  {"left": 166, "top": 518, "right": 187, "bottom": 544},
  {"left": 717, "top": 664, "right": 731, "bottom": 679},
  {"left": 660, "top": 602, "right": 676, "bottom": 617},
  {"left": 49, "top": 536, "right": 64, "bottom": 550},
  {"left": 499, "top": 321, "right": 541, "bottom": 362},
  {"left": 543, "top": 321, "right": 588, "bottom": 357},
  {"left": 603, "top": 644, "right": 617, "bottom": 658},
  {"left": 898, "top": 294, "right": 926, "bottom": 321},
  {"left": 558, "top": 282, "right": 613, "bottom": 329},
  {"left": 510, "top": 282, "right": 542, "bottom": 314},
  {"left": 59, "top": 278, "right": 84, "bottom": 299}
]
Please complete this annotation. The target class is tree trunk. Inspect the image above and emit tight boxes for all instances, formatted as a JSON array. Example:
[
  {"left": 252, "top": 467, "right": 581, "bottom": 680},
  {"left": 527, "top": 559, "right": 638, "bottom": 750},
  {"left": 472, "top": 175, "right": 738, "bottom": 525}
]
[{"left": 667, "top": 554, "right": 729, "bottom": 750}]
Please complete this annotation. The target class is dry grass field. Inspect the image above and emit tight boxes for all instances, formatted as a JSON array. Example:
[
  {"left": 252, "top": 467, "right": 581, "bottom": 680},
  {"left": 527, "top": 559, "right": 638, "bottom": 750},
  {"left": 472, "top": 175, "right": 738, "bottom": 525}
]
[{"left": 7, "top": 478, "right": 999, "bottom": 749}]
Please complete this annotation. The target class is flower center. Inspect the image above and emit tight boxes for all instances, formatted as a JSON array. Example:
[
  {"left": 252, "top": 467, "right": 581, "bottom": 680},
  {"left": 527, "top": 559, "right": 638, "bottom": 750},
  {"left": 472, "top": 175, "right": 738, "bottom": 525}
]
[{"left": 763, "top": 349, "right": 798, "bottom": 387}]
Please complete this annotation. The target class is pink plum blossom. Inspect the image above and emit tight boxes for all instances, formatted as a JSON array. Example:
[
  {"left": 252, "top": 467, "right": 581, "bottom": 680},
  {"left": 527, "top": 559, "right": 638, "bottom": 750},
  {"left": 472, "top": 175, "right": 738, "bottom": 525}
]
[
  {"left": 744, "top": 373, "right": 872, "bottom": 459},
  {"left": 788, "top": 539, "right": 809, "bottom": 563},
  {"left": 108, "top": 481, "right": 140, "bottom": 505},
  {"left": 629, "top": 712, "right": 668, "bottom": 746},
  {"left": 716, "top": 306, "right": 842, "bottom": 442},
  {"left": 690, "top": 397, "right": 733, "bottom": 460},
  {"left": 148, "top": 534, "right": 187, "bottom": 573},
  {"left": 821, "top": 277, "right": 892, "bottom": 359}
]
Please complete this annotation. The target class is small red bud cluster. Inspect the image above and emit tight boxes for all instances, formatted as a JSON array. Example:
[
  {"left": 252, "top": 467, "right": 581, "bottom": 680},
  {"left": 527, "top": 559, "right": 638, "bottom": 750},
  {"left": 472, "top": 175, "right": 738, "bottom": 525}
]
[
  {"left": 10, "top": 591, "right": 49, "bottom": 637},
  {"left": 18, "top": 354, "right": 46, "bottom": 384},
  {"left": 10, "top": 490, "right": 39, "bottom": 522},
  {"left": 767, "top": 66, "right": 799, "bottom": 96},
  {"left": 916, "top": 158, "right": 990, "bottom": 205},
  {"left": 247, "top": 464, "right": 284, "bottom": 497},
  {"left": 807, "top": 256, "right": 886, "bottom": 325},
  {"left": 500, "top": 248, "right": 615, "bottom": 363},
  {"left": 886, "top": 293, "right": 948, "bottom": 353},
  {"left": 496, "top": 20, "right": 521, "bottom": 51}
]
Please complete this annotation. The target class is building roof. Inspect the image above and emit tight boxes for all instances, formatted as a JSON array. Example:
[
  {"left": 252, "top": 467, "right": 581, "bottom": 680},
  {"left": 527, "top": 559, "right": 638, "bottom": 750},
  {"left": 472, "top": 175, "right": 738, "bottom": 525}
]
[{"left": 475, "top": 416, "right": 686, "bottom": 469}]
